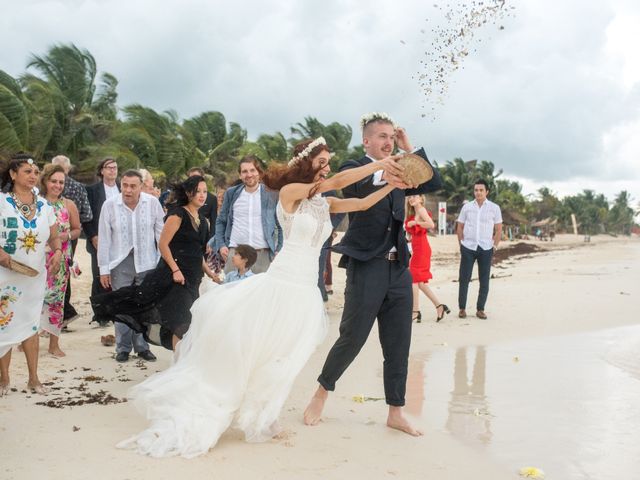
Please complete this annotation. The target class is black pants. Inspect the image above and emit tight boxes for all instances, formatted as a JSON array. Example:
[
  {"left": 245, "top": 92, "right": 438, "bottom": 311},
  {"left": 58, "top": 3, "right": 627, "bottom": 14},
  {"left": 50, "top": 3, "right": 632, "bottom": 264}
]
[
  {"left": 458, "top": 245, "right": 493, "bottom": 311},
  {"left": 63, "top": 239, "right": 78, "bottom": 320},
  {"left": 318, "top": 257, "right": 413, "bottom": 406},
  {"left": 89, "top": 245, "right": 110, "bottom": 319},
  {"left": 317, "top": 246, "right": 330, "bottom": 302}
]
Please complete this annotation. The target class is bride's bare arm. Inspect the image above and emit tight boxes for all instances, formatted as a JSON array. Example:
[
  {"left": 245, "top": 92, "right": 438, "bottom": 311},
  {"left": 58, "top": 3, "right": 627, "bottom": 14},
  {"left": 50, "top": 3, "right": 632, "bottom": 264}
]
[
  {"left": 279, "top": 156, "right": 404, "bottom": 212},
  {"left": 327, "top": 184, "right": 395, "bottom": 214}
]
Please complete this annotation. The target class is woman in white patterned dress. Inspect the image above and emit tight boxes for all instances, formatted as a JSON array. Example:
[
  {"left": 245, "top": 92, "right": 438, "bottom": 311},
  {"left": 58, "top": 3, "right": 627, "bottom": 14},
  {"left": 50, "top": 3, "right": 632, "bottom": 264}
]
[
  {"left": 1, "top": 153, "right": 61, "bottom": 396},
  {"left": 117, "top": 138, "right": 404, "bottom": 458}
]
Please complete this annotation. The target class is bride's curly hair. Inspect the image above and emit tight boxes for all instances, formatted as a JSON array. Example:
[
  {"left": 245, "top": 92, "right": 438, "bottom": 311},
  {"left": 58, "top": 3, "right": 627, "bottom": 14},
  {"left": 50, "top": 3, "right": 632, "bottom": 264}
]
[{"left": 262, "top": 139, "right": 331, "bottom": 196}]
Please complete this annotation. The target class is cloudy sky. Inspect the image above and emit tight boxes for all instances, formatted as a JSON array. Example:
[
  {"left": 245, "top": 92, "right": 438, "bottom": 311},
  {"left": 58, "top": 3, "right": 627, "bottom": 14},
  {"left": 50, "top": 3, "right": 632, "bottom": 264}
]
[{"left": 2, "top": 0, "right": 639, "bottom": 204}]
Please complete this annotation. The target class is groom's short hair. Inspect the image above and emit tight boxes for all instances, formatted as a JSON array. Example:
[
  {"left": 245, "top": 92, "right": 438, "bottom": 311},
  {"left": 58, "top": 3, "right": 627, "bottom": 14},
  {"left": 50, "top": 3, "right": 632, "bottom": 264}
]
[{"left": 362, "top": 118, "right": 394, "bottom": 138}]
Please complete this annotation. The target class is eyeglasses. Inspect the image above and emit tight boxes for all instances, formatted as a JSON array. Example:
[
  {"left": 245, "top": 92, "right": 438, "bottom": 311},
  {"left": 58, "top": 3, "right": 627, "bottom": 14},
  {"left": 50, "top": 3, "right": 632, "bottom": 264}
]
[{"left": 103, "top": 165, "right": 118, "bottom": 170}]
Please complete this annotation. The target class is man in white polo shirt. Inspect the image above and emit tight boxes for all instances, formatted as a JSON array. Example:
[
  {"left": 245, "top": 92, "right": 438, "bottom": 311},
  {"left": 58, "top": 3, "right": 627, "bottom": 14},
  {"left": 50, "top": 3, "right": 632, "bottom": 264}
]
[{"left": 456, "top": 179, "right": 502, "bottom": 320}]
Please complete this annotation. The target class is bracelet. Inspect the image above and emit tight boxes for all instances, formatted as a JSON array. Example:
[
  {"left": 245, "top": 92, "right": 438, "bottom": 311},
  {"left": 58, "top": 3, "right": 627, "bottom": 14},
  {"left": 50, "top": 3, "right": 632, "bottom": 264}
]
[{"left": 172, "top": 268, "right": 180, "bottom": 274}]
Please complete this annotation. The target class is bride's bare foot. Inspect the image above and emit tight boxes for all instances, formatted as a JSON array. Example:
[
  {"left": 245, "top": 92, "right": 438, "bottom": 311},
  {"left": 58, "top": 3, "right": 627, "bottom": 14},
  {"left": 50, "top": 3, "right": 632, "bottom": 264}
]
[
  {"left": 387, "top": 407, "right": 423, "bottom": 437},
  {"left": 0, "top": 380, "right": 9, "bottom": 397},
  {"left": 48, "top": 347, "right": 66, "bottom": 358},
  {"left": 304, "top": 386, "right": 328, "bottom": 426},
  {"left": 27, "top": 381, "right": 49, "bottom": 395}
]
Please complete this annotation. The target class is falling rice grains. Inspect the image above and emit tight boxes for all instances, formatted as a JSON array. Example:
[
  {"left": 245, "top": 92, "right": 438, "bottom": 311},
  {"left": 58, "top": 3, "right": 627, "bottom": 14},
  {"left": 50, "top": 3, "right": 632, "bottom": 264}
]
[{"left": 416, "top": 0, "right": 516, "bottom": 120}]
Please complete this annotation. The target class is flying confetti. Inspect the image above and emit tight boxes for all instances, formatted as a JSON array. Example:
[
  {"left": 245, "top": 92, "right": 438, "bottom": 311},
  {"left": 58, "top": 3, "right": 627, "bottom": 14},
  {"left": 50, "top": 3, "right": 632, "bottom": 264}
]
[{"left": 416, "top": 0, "right": 516, "bottom": 121}]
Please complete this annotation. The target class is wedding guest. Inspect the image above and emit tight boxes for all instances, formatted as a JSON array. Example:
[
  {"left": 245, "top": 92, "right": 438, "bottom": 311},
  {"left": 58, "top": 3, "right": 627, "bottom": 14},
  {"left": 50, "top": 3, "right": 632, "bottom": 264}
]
[
  {"left": 139, "top": 168, "right": 161, "bottom": 198},
  {"left": 98, "top": 170, "right": 163, "bottom": 362},
  {"left": 1, "top": 153, "right": 62, "bottom": 395},
  {"left": 405, "top": 194, "right": 449, "bottom": 322},
  {"left": 222, "top": 244, "right": 256, "bottom": 284},
  {"left": 456, "top": 179, "right": 502, "bottom": 320},
  {"left": 187, "top": 167, "right": 217, "bottom": 236},
  {"left": 92, "top": 176, "right": 215, "bottom": 351},
  {"left": 51, "top": 155, "right": 91, "bottom": 325},
  {"left": 83, "top": 157, "right": 120, "bottom": 326},
  {"left": 39, "top": 164, "right": 81, "bottom": 356},
  {"left": 211, "top": 156, "right": 282, "bottom": 274}
]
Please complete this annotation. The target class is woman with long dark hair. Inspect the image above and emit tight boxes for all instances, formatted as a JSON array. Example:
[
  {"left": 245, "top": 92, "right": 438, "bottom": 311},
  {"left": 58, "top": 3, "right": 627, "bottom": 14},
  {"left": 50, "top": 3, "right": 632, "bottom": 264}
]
[
  {"left": 91, "top": 175, "right": 215, "bottom": 351},
  {"left": 114, "top": 138, "right": 405, "bottom": 458},
  {"left": 0, "top": 153, "right": 62, "bottom": 395}
]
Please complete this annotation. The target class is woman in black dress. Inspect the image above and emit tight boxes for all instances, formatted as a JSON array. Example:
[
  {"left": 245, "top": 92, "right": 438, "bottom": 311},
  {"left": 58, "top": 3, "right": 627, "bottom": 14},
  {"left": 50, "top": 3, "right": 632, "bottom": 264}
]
[{"left": 92, "top": 176, "right": 215, "bottom": 350}]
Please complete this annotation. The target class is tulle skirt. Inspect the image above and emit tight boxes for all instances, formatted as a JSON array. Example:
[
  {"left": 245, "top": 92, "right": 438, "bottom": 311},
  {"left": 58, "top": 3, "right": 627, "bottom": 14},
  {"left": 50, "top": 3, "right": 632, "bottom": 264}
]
[{"left": 117, "top": 268, "right": 327, "bottom": 458}]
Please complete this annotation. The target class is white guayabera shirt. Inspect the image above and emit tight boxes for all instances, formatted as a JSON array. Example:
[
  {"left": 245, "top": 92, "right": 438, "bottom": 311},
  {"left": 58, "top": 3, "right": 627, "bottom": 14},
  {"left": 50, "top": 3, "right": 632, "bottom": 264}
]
[
  {"left": 457, "top": 199, "right": 503, "bottom": 251},
  {"left": 98, "top": 192, "right": 164, "bottom": 275}
]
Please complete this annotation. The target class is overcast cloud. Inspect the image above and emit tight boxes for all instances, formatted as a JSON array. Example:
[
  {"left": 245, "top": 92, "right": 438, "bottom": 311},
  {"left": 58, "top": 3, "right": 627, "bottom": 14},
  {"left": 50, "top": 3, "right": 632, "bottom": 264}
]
[{"left": 1, "top": 0, "right": 638, "bottom": 202}]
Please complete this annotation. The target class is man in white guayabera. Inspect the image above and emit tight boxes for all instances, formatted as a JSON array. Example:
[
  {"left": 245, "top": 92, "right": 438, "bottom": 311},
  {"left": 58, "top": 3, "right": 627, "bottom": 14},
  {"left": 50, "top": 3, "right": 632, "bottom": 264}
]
[{"left": 97, "top": 170, "right": 164, "bottom": 363}]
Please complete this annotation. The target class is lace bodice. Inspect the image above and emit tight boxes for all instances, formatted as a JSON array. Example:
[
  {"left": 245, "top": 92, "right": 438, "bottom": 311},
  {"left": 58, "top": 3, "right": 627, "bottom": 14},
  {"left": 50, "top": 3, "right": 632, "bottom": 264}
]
[{"left": 276, "top": 195, "right": 332, "bottom": 250}]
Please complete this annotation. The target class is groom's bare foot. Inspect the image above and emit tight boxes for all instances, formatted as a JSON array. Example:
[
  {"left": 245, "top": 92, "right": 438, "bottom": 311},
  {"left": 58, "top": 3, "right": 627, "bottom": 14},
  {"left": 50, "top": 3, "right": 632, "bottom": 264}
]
[
  {"left": 0, "top": 380, "right": 9, "bottom": 397},
  {"left": 387, "top": 406, "right": 423, "bottom": 436},
  {"left": 304, "top": 386, "right": 328, "bottom": 426}
]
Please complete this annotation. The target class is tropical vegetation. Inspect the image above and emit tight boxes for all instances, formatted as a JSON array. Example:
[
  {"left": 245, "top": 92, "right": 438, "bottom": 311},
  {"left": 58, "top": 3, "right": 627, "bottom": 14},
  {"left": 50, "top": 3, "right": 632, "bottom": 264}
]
[{"left": 0, "top": 43, "right": 636, "bottom": 235}]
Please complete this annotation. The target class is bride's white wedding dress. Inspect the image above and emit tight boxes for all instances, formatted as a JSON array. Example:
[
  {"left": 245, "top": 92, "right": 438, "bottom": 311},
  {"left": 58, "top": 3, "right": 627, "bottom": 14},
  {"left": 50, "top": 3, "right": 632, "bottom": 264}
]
[{"left": 117, "top": 195, "right": 332, "bottom": 458}]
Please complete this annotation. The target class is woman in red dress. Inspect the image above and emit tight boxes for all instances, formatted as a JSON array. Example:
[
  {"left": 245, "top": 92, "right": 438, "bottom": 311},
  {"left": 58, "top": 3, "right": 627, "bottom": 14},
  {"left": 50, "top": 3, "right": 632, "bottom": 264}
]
[{"left": 405, "top": 195, "right": 449, "bottom": 322}]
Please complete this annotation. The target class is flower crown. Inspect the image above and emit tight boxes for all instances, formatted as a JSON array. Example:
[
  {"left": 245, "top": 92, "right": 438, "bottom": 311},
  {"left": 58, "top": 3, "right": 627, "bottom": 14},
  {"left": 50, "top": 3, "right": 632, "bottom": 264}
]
[
  {"left": 288, "top": 137, "right": 329, "bottom": 167},
  {"left": 360, "top": 112, "right": 396, "bottom": 131}
]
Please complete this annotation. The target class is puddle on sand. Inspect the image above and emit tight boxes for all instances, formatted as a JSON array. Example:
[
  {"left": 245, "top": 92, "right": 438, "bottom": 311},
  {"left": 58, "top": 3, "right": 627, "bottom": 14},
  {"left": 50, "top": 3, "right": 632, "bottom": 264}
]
[{"left": 407, "top": 326, "right": 640, "bottom": 478}]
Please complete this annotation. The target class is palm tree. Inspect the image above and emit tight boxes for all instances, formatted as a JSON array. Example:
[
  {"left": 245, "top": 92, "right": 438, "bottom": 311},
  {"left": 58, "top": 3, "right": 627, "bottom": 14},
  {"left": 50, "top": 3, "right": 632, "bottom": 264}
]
[
  {"left": 439, "top": 158, "right": 475, "bottom": 211},
  {"left": 607, "top": 191, "right": 635, "bottom": 234},
  {"left": 0, "top": 70, "right": 29, "bottom": 153},
  {"left": 290, "top": 116, "right": 353, "bottom": 170},
  {"left": 24, "top": 43, "right": 119, "bottom": 161}
]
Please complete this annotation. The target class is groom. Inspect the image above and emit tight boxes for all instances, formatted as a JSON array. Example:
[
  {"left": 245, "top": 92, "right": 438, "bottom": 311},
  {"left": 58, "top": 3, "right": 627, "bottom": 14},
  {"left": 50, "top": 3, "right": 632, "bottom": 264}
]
[{"left": 304, "top": 113, "right": 441, "bottom": 435}]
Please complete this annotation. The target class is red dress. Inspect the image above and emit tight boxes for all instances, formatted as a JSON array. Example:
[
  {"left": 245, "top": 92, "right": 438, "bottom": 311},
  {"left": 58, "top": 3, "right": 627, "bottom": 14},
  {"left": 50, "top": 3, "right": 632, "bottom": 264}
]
[{"left": 405, "top": 214, "right": 433, "bottom": 284}]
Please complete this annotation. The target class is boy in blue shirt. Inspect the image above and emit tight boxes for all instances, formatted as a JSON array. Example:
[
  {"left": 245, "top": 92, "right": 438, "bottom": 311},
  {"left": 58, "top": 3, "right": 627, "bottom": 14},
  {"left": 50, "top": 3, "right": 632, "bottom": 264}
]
[{"left": 217, "top": 244, "right": 257, "bottom": 284}]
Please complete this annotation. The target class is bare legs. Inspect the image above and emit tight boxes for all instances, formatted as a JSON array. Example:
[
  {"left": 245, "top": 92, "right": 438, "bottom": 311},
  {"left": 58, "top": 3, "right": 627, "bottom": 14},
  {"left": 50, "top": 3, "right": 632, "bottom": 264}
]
[
  {"left": 412, "top": 282, "right": 446, "bottom": 320},
  {"left": 0, "top": 349, "right": 10, "bottom": 397},
  {"left": 0, "top": 334, "right": 48, "bottom": 396},
  {"left": 48, "top": 334, "right": 65, "bottom": 357},
  {"left": 304, "top": 385, "right": 422, "bottom": 436}
]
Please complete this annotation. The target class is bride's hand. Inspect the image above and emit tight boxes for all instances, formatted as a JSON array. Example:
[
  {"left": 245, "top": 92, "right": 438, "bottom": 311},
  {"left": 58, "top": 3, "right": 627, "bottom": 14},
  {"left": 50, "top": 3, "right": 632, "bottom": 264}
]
[{"left": 378, "top": 155, "right": 404, "bottom": 178}]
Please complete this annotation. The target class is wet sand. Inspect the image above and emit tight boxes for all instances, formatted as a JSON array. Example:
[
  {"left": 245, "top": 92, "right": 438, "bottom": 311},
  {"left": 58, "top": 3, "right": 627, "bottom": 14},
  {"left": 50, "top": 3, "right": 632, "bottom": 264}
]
[{"left": 0, "top": 234, "right": 638, "bottom": 479}]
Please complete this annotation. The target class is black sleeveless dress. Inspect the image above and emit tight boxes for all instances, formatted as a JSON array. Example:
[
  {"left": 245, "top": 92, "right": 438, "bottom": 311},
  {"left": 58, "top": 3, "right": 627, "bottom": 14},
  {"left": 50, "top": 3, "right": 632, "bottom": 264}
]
[{"left": 91, "top": 207, "right": 209, "bottom": 350}]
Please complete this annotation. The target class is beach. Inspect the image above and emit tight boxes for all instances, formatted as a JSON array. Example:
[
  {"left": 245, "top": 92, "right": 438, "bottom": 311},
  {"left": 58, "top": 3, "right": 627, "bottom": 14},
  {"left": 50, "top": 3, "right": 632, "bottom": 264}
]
[{"left": 1, "top": 234, "right": 638, "bottom": 479}]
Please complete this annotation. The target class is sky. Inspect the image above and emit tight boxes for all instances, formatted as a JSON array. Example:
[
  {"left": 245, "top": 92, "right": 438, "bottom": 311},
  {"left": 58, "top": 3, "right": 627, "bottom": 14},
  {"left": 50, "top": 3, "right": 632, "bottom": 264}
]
[{"left": 1, "top": 0, "right": 639, "bottom": 205}]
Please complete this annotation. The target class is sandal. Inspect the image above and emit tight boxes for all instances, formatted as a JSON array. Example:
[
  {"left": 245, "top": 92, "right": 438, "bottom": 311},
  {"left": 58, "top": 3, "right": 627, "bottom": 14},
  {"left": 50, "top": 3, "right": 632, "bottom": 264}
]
[
  {"left": 436, "top": 304, "right": 450, "bottom": 322},
  {"left": 412, "top": 311, "right": 422, "bottom": 323}
]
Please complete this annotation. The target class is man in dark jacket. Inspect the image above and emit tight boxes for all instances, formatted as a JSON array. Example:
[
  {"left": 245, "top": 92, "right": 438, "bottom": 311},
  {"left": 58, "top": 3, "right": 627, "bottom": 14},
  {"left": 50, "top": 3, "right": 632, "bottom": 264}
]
[
  {"left": 82, "top": 157, "right": 120, "bottom": 325},
  {"left": 304, "top": 113, "right": 441, "bottom": 436}
]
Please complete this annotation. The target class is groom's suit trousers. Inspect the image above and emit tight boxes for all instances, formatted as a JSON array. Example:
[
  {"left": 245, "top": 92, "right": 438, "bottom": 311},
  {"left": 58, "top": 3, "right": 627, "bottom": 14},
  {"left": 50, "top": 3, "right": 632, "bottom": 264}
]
[{"left": 318, "top": 256, "right": 413, "bottom": 406}]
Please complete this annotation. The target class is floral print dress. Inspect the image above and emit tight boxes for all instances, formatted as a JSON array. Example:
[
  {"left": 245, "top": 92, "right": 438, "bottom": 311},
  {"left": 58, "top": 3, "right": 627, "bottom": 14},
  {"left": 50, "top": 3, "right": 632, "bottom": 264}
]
[{"left": 40, "top": 199, "right": 72, "bottom": 337}]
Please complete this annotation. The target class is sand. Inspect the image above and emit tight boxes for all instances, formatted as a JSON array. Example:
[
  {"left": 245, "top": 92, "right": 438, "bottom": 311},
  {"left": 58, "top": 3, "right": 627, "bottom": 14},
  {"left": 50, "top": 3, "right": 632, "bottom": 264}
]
[{"left": 1, "top": 234, "right": 638, "bottom": 479}]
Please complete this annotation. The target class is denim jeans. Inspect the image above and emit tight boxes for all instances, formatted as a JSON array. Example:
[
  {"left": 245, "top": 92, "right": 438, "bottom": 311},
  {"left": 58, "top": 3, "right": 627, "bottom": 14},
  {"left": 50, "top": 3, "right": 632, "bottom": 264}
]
[{"left": 458, "top": 245, "right": 493, "bottom": 311}]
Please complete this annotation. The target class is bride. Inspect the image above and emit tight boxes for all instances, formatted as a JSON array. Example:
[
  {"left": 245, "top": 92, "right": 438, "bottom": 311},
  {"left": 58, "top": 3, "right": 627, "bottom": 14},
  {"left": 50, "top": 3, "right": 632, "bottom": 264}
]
[{"left": 117, "top": 137, "right": 405, "bottom": 458}]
